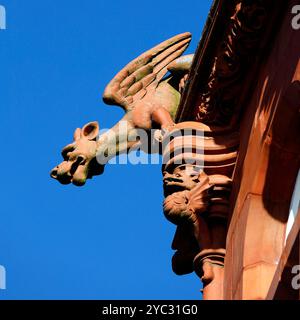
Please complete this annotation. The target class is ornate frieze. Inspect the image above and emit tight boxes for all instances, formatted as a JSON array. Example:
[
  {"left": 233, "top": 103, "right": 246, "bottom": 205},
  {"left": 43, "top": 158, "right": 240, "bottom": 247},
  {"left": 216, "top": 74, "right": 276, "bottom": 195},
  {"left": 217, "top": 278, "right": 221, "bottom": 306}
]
[{"left": 194, "top": 1, "right": 270, "bottom": 125}]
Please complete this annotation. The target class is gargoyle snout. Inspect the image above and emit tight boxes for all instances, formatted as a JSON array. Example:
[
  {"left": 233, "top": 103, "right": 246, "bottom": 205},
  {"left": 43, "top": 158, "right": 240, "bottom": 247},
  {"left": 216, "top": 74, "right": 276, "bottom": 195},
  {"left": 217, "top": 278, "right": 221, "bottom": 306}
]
[
  {"left": 50, "top": 161, "right": 73, "bottom": 185},
  {"left": 50, "top": 167, "right": 58, "bottom": 179}
]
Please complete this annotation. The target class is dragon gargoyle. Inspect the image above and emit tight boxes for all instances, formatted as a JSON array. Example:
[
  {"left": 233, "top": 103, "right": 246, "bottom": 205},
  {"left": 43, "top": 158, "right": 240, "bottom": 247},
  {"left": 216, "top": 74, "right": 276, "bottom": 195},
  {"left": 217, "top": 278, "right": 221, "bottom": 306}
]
[{"left": 51, "top": 33, "right": 194, "bottom": 185}]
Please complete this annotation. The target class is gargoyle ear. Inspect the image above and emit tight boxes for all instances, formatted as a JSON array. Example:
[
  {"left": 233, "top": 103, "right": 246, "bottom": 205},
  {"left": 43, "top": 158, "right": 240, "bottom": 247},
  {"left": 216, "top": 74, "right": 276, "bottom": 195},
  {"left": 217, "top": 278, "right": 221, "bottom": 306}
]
[
  {"left": 81, "top": 121, "right": 99, "bottom": 140},
  {"left": 73, "top": 128, "right": 82, "bottom": 141}
]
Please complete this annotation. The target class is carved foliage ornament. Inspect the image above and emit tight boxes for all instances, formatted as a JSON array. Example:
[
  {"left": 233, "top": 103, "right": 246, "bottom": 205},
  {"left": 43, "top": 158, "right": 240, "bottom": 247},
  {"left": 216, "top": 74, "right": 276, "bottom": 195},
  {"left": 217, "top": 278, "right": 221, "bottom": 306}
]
[{"left": 194, "top": 0, "right": 269, "bottom": 125}]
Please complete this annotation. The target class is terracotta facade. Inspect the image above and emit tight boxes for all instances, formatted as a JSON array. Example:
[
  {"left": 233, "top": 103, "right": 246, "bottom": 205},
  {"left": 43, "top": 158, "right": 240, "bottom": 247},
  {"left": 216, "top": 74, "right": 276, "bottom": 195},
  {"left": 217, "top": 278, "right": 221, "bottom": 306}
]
[{"left": 176, "top": 0, "right": 300, "bottom": 299}]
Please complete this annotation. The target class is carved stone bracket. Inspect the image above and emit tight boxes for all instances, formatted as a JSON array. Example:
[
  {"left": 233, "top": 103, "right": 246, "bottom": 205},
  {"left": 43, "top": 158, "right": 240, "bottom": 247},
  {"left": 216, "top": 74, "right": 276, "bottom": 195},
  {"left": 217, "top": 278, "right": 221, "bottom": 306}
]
[{"left": 161, "top": 121, "right": 238, "bottom": 299}]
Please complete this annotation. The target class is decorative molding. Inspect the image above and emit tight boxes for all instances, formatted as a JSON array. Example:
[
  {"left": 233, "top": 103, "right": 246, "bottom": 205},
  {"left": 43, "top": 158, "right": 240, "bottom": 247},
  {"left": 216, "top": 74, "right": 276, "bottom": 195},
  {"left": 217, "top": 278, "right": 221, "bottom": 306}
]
[
  {"left": 194, "top": 0, "right": 270, "bottom": 124},
  {"left": 176, "top": 0, "right": 287, "bottom": 126}
]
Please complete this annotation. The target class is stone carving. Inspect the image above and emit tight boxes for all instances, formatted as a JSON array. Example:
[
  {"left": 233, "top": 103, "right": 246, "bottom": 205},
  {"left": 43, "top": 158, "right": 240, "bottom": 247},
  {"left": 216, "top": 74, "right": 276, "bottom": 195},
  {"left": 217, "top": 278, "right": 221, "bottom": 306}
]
[
  {"left": 161, "top": 122, "right": 237, "bottom": 299},
  {"left": 167, "top": 0, "right": 271, "bottom": 297},
  {"left": 163, "top": 165, "right": 214, "bottom": 271},
  {"left": 50, "top": 122, "right": 104, "bottom": 186},
  {"left": 193, "top": 0, "right": 269, "bottom": 125},
  {"left": 163, "top": 165, "right": 212, "bottom": 230},
  {"left": 51, "top": 33, "right": 193, "bottom": 185},
  {"left": 49, "top": 29, "right": 241, "bottom": 300}
]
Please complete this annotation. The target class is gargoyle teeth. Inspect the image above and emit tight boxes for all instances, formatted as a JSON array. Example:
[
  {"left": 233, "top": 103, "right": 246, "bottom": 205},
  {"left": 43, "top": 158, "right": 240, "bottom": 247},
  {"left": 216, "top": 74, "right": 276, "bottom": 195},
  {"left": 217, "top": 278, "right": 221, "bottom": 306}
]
[{"left": 164, "top": 177, "right": 183, "bottom": 184}]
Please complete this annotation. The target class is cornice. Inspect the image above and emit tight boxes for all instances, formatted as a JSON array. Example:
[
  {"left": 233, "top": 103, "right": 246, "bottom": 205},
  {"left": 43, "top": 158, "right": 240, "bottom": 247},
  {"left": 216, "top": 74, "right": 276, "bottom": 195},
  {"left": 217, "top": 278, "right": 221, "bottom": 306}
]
[{"left": 176, "top": 0, "right": 287, "bottom": 126}]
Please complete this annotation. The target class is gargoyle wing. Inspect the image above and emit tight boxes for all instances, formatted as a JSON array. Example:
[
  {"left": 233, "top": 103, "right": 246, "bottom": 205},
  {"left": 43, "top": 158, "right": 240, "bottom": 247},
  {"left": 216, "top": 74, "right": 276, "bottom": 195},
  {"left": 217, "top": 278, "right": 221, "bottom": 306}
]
[{"left": 103, "top": 32, "right": 192, "bottom": 111}]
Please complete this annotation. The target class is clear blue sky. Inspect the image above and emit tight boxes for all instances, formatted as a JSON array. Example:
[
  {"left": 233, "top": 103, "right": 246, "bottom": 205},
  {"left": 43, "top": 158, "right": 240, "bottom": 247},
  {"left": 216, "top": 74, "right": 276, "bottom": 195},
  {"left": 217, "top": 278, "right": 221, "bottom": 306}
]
[{"left": 0, "top": 0, "right": 212, "bottom": 299}]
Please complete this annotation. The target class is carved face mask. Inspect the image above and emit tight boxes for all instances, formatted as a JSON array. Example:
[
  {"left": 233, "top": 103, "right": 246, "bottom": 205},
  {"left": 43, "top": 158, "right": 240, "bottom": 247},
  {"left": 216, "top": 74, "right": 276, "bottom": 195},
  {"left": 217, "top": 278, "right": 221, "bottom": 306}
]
[
  {"left": 163, "top": 164, "right": 202, "bottom": 195},
  {"left": 50, "top": 122, "right": 104, "bottom": 186}
]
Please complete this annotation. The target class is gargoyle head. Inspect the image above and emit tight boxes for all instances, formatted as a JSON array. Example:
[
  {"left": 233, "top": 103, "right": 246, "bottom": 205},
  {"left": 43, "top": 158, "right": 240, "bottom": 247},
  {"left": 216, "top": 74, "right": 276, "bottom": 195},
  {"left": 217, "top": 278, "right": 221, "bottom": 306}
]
[
  {"left": 163, "top": 164, "right": 202, "bottom": 196},
  {"left": 163, "top": 164, "right": 214, "bottom": 275},
  {"left": 50, "top": 121, "right": 104, "bottom": 186}
]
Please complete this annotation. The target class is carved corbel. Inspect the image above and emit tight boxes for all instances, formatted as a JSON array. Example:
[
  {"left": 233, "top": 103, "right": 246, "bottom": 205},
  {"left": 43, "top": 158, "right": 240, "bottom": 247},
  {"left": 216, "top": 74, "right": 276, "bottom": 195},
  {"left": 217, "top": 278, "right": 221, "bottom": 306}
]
[{"left": 161, "top": 122, "right": 237, "bottom": 299}]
